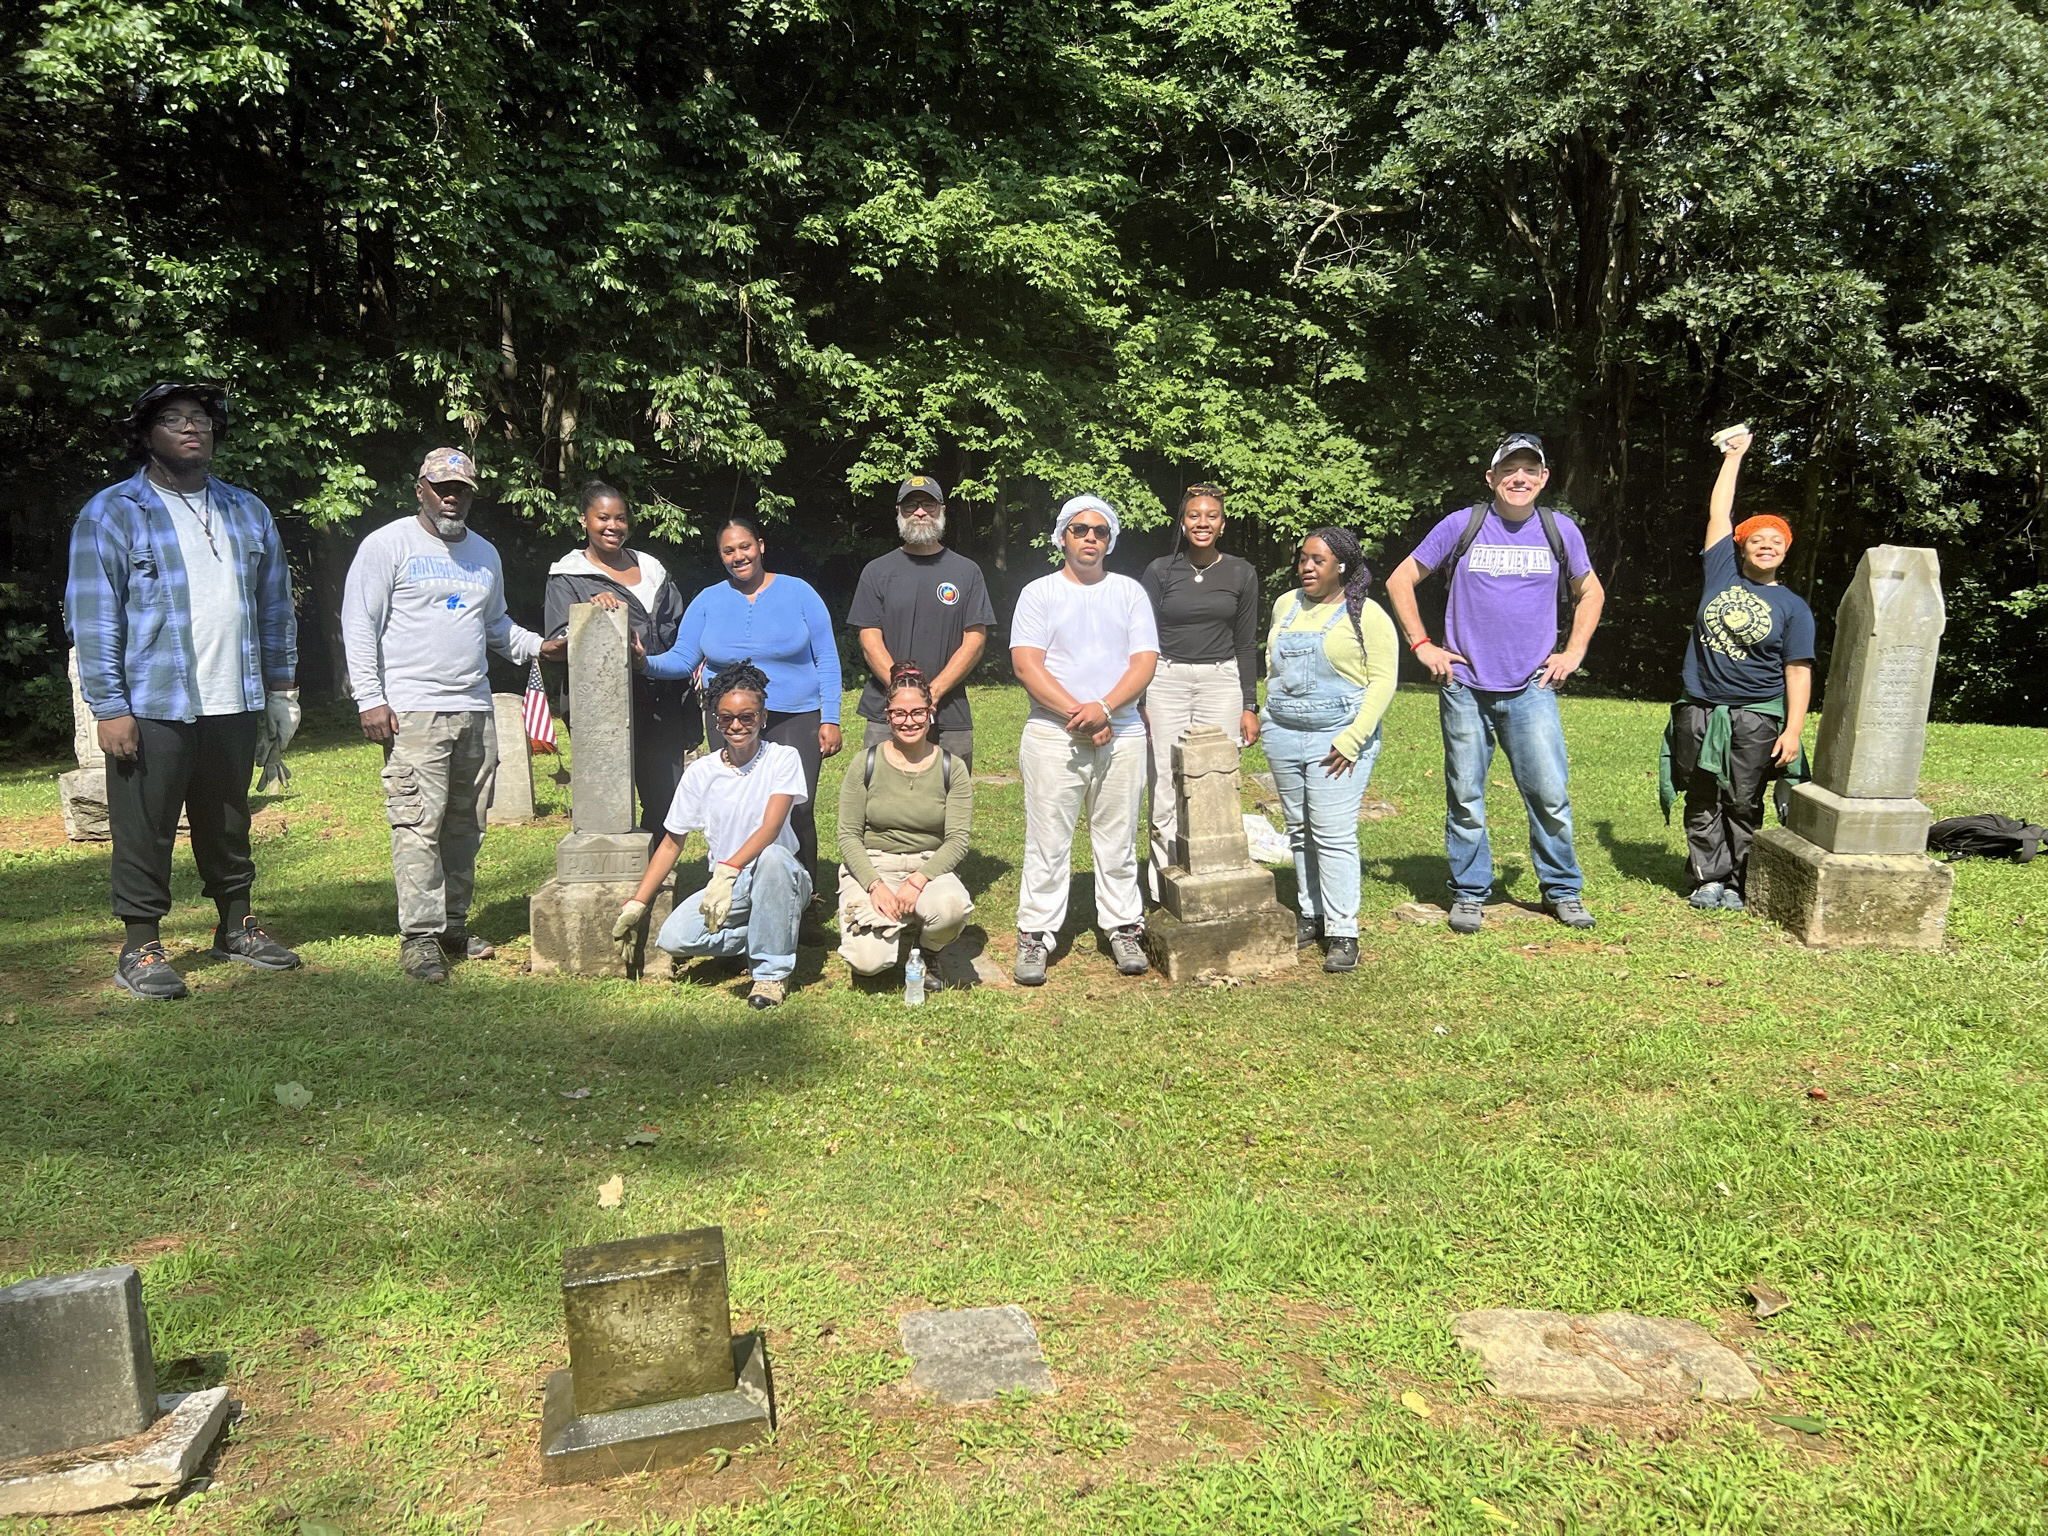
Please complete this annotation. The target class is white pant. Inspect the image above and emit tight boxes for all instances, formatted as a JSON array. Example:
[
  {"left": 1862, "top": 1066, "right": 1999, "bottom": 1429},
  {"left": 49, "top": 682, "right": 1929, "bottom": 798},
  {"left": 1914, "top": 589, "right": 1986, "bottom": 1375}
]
[
  {"left": 1144, "top": 658, "right": 1245, "bottom": 892},
  {"left": 1017, "top": 720, "right": 1146, "bottom": 937}
]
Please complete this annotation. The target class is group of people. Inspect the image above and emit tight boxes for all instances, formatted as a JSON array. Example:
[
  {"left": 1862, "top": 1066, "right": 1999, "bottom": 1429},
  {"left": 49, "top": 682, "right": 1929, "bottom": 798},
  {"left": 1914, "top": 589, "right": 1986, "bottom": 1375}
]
[{"left": 66, "top": 383, "right": 1815, "bottom": 1003}]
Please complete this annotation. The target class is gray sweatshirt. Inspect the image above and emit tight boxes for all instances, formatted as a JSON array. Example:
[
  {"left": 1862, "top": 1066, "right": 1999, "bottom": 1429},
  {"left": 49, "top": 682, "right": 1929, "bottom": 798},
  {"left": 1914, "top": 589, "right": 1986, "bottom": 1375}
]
[{"left": 342, "top": 516, "right": 541, "bottom": 712}]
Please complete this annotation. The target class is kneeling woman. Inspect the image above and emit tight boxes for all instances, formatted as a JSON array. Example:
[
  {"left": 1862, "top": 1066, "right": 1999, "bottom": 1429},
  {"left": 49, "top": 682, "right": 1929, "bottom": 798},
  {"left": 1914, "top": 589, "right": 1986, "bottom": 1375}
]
[
  {"left": 836, "top": 664, "right": 975, "bottom": 981},
  {"left": 1261, "top": 526, "right": 1397, "bottom": 974},
  {"left": 613, "top": 662, "right": 810, "bottom": 1009}
]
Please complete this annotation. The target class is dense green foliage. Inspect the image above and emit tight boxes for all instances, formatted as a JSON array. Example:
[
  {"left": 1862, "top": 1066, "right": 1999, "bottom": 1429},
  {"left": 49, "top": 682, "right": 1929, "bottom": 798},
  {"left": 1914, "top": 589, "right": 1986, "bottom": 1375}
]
[{"left": 4, "top": 0, "right": 2044, "bottom": 724}]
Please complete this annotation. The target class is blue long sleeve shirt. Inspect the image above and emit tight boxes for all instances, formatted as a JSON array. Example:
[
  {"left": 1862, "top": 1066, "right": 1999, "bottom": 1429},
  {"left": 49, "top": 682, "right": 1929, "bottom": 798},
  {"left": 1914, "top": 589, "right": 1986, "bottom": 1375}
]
[{"left": 645, "top": 574, "right": 843, "bottom": 722}]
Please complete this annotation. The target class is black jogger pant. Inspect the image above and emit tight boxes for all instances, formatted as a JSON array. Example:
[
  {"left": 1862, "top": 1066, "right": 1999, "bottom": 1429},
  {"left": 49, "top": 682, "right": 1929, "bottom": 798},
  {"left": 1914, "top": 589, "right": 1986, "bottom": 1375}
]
[
  {"left": 1668, "top": 702, "right": 1780, "bottom": 894},
  {"left": 105, "top": 711, "right": 262, "bottom": 922}
]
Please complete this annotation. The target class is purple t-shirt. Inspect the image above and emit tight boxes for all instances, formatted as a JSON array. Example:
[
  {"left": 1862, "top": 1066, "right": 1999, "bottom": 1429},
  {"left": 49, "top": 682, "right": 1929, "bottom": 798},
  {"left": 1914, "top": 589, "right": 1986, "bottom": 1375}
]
[{"left": 1409, "top": 506, "right": 1594, "bottom": 690}]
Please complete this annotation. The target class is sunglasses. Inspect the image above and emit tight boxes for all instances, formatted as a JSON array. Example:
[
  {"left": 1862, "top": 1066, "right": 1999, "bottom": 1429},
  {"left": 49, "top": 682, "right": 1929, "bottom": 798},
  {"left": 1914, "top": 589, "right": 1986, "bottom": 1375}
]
[
  {"left": 1067, "top": 522, "right": 1112, "bottom": 541},
  {"left": 715, "top": 710, "right": 761, "bottom": 728}
]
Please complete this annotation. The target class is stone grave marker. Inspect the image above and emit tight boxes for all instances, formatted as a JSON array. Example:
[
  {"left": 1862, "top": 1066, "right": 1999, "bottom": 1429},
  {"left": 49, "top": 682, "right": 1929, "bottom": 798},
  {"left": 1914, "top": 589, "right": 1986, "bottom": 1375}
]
[
  {"left": 0, "top": 1265, "right": 230, "bottom": 1516},
  {"left": 529, "top": 604, "right": 671, "bottom": 977},
  {"left": 1453, "top": 1309, "right": 1760, "bottom": 1406},
  {"left": 58, "top": 649, "right": 111, "bottom": 842},
  {"left": 488, "top": 693, "right": 538, "bottom": 825},
  {"left": 1750, "top": 546, "right": 1954, "bottom": 947},
  {"left": 899, "top": 1305, "right": 1055, "bottom": 1405},
  {"left": 538, "top": 1228, "right": 772, "bottom": 1483},
  {"left": 1142, "top": 726, "right": 1297, "bottom": 980}
]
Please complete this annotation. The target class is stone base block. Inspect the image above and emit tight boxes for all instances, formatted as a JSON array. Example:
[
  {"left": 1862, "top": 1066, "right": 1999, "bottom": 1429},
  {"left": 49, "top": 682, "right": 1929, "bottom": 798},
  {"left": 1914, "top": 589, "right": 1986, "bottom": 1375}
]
[
  {"left": 1784, "top": 783, "right": 1931, "bottom": 854},
  {"left": 1143, "top": 902, "right": 1298, "bottom": 982},
  {"left": 556, "top": 830, "right": 649, "bottom": 882},
  {"left": 1749, "top": 826, "right": 1953, "bottom": 949},
  {"left": 58, "top": 767, "right": 111, "bottom": 842},
  {"left": 539, "top": 1333, "right": 772, "bottom": 1485},
  {"left": 1158, "top": 864, "right": 1276, "bottom": 923},
  {"left": 531, "top": 879, "right": 674, "bottom": 980},
  {"left": 0, "top": 1390, "right": 230, "bottom": 1517}
]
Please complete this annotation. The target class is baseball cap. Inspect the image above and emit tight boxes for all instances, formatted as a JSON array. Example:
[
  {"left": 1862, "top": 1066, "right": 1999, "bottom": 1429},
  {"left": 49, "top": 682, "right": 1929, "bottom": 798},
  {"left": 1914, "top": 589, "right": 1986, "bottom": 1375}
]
[
  {"left": 896, "top": 475, "right": 946, "bottom": 504},
  {"left": 1489, "top": 432, "right": 1547, "bottom": 469},
  {"left": 418, "top": 447, "right": 478, "bottom": 486}
]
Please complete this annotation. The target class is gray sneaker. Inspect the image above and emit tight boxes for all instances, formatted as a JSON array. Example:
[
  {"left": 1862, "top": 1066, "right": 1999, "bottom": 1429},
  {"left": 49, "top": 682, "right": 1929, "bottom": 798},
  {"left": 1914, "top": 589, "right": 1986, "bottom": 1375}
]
[
  {"left": 116, "top": 941, "right": 189, "bottom": 1001},
  {"left": 1014, "top": 931, "right": 1049, "bottom": 987},
  {"left": 1110, "top": 925, "right": 1150, "bottom": 976},
  {"left": 1549, "top": 895, "right": 1596, "bottom": 930},
  {"left": 1447, "top": 899, "right": 1485, "bottom": 935}
]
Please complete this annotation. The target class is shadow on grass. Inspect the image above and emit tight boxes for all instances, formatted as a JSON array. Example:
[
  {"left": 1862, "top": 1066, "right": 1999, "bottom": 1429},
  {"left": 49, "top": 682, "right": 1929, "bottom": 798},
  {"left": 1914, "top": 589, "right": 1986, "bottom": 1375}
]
[{"left": 1594, "top": 817, "right": 1688, "bottom": 888}]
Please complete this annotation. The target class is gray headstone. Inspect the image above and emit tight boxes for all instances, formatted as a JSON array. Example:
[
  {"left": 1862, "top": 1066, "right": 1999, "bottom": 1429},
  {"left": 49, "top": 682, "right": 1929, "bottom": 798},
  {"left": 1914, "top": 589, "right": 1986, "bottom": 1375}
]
[
  {"left": 566, "top": 603, "right": 636, "bottom": 837},
  {"left": 1809, "top": 546, "right": 1946, "bottom": 802},
  {"left": 487, "top": 693, "right": 538, "bottom": 825},
  {"left": 0, "top": 1266, "right": 157, "bottom": 1460},
  {"left": 1172, "top": 726, "right": 1252, "bottom": 874},
  {"left": 899, "top": 1305, "right": 1056, "bottom": 1404},
  {"left": 67, "top": 649, "right": 97, "bottom": 769},
  {"left": 1453, "top": 1308, "right": 1759, "bottom": 1405}
]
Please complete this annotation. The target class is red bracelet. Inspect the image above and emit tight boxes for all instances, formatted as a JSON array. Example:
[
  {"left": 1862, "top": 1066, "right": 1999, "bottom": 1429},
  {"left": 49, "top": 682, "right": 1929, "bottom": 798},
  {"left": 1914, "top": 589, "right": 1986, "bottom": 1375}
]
[{"left": 1408, "top": 636, "right": 1433, "bottom": 652}]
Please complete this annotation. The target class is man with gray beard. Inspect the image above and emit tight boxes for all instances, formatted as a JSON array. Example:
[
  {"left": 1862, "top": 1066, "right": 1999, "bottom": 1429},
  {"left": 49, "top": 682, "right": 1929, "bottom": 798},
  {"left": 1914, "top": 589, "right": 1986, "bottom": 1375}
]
[{"left": 846, "top": 475, "right": 995, "bottom": 765}]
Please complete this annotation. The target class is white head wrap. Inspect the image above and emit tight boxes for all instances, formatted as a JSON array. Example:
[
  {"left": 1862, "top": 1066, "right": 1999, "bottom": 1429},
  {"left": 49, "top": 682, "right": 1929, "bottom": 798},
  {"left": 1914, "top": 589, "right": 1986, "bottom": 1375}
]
[{"left": 1053, "top": 494, "right": 1120, "bottom": 554}]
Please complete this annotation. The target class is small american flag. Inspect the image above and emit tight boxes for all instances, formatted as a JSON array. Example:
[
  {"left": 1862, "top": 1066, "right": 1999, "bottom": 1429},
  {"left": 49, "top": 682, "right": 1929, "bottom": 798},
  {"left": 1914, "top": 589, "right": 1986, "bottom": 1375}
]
[{"left": 523, "top": 661, "right": 557, "bottom": 753}]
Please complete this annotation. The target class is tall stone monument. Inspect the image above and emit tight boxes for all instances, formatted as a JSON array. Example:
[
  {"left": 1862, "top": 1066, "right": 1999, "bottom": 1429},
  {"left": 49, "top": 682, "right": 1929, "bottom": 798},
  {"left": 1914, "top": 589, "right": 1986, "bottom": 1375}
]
[
  {"left": 538, "top": 1229, "right": 773, "bottom": 1483},
  {"left": 58, "top": 650, "right": 112, "bottom": 842},
  {"left": 529, "top": 604, "right": 669, "bottom": 976},
  {"left": 1749, "top": 546, "right": 1954, "bottom": 948},
  {"left": 488, "top": 693, "right": 538, "bottom": 825},
  {"left": 1142, "top": 726, "right": 1298, "bottom": 980}
]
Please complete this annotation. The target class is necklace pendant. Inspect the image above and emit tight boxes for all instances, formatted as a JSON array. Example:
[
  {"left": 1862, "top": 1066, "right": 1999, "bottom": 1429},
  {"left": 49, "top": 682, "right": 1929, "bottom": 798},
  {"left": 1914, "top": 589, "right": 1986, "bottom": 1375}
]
[{"left": 1193, "top": 571, "right": 1204, "bottom": 583}]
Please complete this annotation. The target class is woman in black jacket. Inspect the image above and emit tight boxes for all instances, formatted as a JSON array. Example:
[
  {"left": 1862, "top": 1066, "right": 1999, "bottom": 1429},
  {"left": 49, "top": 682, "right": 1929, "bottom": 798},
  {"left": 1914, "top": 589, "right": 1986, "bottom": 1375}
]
[{"left": 544, "top": 481, "right": 702, "bottom": 842}]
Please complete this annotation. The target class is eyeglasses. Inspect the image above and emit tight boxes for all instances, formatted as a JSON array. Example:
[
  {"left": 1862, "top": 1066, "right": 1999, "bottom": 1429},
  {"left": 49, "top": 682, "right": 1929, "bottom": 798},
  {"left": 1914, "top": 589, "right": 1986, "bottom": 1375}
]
[
  {"left": 1067, "top": 522, "right": 1111, "bottom": 541},
  {"left": 715, "top": 711, "right": 760, "bottom": 728},
  {"left": 885, "top": 707, "right": 931, "bottom": 723},
  {"left": 154, "top": 413, "right": 215, "bottom": 432}
]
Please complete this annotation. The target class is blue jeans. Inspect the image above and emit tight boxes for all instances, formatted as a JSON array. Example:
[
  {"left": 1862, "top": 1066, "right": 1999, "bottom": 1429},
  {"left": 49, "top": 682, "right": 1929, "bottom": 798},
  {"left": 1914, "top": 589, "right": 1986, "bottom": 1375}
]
[
  {"left": 1439, "top": 682, "right": 1581, "bottom": 903},
  {"left": 655, "top": 843, "right": 812, "bottom": 983},
  {"left": 1262, "top": 724, "right": 1382, "bottom": 938}
]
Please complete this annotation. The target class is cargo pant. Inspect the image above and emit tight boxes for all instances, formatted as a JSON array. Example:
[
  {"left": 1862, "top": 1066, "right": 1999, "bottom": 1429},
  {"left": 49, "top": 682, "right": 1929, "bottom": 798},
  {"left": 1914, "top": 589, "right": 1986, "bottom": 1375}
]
[{"left": 382, "top": 710, "right": 498, "bottom": 938}]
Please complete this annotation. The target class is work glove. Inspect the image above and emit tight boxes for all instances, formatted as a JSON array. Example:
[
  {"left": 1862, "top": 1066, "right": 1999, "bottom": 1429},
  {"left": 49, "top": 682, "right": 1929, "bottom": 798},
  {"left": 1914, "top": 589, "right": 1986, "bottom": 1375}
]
[
  {"left": 253, "top": 688, "right": 302, "bottom": 792},
  {"left": 699, "top": 863, "right": 740, "bottom": 929},
  {"left": 611, "top": 899, "right": 648, "bottom": 964}
]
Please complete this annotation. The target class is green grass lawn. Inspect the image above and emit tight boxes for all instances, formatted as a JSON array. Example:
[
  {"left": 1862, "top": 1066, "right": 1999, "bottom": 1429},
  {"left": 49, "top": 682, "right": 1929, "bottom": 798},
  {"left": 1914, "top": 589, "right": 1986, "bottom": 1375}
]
[{"left": 2, "top": 686, "right": 2044, "bottom": 1535}]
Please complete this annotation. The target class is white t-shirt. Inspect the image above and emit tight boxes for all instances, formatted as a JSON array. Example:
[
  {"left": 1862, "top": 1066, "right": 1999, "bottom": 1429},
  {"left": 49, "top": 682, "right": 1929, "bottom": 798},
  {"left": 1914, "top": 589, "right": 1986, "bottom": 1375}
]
[
  {"left": 159, "top": 485, "right": 249, "bottom": 716},
  {"left": 1010, "top": 570, "right": 1159, "bottom": 736},
  {"left": 663, "top": 741, "right": 808, "bottom": 866}
]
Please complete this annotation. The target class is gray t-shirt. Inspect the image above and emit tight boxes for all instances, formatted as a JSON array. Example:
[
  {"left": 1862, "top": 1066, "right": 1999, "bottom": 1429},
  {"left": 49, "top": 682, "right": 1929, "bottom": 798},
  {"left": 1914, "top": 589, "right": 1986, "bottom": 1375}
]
[
  {"left": 341, "top": 516, "right": 541, "bottom": 712},
  {"left": 845, "top": 546, "right": 997, "bottom": 732}
]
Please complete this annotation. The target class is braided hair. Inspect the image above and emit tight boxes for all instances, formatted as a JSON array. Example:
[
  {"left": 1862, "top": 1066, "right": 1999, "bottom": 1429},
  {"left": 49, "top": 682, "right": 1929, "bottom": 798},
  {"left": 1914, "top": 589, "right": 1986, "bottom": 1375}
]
[
  {"left": 1302, "top": 526, "right": 1375, "bottom": 660},
  {"left": 887, "top": 660, "right": 934, "bottom": 713},
  {"left": 706, "top": 659, "right": 770, "bottom": 710}
]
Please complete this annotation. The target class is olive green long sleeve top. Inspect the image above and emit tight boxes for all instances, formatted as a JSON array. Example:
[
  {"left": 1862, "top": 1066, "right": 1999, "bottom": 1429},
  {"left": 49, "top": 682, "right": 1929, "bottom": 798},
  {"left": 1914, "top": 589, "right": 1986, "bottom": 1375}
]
[{"left": 835, "top": 745, "right": 974, "bottom": 890}]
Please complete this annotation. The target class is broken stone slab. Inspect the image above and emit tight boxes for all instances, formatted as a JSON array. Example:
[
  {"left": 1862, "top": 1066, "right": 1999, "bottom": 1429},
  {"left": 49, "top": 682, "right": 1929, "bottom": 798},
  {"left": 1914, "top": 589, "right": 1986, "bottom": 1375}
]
[
  {"left": 899, "top": 1305, "right": 1056, "bottom": 1405},
  {"left": 0, "top": 1389, "right": 231, "bottom": 1518},
  {"left": 1453, "top": 1309, "right": 1760, "bottom": 1405},
  {"left": 0, "top": 1266, "right": 156, "bottom": 1460},
  {"left": 58, "top": 767, "right": 112, "bottom": 842}
]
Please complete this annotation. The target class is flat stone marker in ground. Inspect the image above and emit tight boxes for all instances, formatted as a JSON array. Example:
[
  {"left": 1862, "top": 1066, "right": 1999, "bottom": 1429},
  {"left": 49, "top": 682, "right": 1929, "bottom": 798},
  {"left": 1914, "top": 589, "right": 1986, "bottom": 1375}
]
[
  {"left": 1391, "top": 900, "right": 1547, "bottom": 926},
  {"left": 539, "top": 1228, "right": 772, "bottom": 1484},
  {"left": 1453, "top": 1309, "right": 1759, "bottom": 1405},
  {"left": 899, "top": 1305, "right": 1056, "bottom": 1404}
]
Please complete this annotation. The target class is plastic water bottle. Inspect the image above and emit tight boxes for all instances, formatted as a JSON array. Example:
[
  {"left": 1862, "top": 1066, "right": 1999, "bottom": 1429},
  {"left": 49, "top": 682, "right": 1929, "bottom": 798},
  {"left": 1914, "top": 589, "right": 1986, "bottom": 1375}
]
[{"left": 904, "top": 947, "right": 926, "bottom": 1007}]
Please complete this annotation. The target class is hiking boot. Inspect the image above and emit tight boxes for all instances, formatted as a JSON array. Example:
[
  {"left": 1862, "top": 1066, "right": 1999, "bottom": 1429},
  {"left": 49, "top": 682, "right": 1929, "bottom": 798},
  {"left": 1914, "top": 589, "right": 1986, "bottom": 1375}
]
[
  {"left": 1719, "top": 887, "right": 1747, "bottom": 911},
  {"left": 115, "top": 941, "right": 188, "bottom": 1001},
  {"left": 1110, "top": 925, "right": 1150, "bottom": 977},
  {"left": 400, "top": 935, "right": 449, "bottom": 984},
  {"left": 747, "top": 977, "right": 786, "bottom": 1010},
  {"left": 1322, "top": 936, "right": 1360, "bottom": 973},
  {"left": 1687, "top": 882, "right": 1726, "bottom": 910},
  {"left": 1014, "top": 930, "right": 1049, "bottom": 987},
  {"left": 440, "top": 926, "right": 495, "bottom": 961},
  {"left": 916, "top": 951, "right": 948, "bottom": 994},
  {"left": 211, "top": 917, "right": 301, "bottom": 971},
  {"left": 1447, "top": 899, "right": 1485, "bottom": 935},
  {"left": 1548, "top": 896, "right": 1596, "bottom": 930},
  {"left": 1296, "top": 915, "right": 1321, "bottom": 948}
]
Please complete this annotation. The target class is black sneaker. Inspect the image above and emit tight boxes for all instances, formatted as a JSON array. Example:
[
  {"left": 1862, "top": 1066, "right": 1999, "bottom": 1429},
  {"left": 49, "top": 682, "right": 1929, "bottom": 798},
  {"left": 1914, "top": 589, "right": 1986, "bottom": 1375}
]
[
  {"left": 440, "top": 927, "right": 495, "bottom": 961},
  {"left": 400, "top": 935, "right": 449, "bottom": 984},
  {"left": 1296, "top": 915, "right": 1321, "bottom": 948},
  {"left": 115, "top": 941, "right": 189, "bottom": 1001},
  {"left": 211, "top": 917, "right": 301, "bottom": 971},
  {"left": 1322, "top": 936, "right": 1360, "bottom": 973},
  {"left": 1014, "top": 931, "right": 1049, "bottom": 987},
  {"left": 1110, "top": 925, "right": 1150, "bottom": 976}
]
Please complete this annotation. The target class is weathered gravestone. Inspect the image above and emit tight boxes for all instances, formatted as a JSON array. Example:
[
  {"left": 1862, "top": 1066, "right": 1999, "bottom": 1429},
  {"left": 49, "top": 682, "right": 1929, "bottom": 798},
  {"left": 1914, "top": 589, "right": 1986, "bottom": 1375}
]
[
  {"left": 488, "top": 692, "right": 538, "bottom": 825},
  {"left": 529, "top": 605, "right": 670, "bottom": 977},
  {"left": 538, "top": 1229, "right": 772, "bottom": 1483},
  {"left": 1453, "top": 1309, "right": 1760, "bottom": 1406},
  {"left": 58, "top": 649, "right": 111, "bottom": 842},
  {"left": 899, "top": 1305, "right": 1055, "bottom": 1405},
  {"left": 1142, "top": 726, "right": 1297, "bottom": 980},
  {"left": 1749, "top": 546, "right": 1955, "bottom": 948},
  {"left": 0, "top": 1266, "right": 230, "bottom": 1516}
]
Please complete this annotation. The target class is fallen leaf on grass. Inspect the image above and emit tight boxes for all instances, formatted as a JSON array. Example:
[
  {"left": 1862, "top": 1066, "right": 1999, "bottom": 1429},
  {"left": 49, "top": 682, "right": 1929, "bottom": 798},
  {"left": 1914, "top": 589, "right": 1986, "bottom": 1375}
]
[
  {"left": 624, "top": 1129, "right": 660, "bottom": 1147},
  {"left": 273, "top": 1081, "right": 313, "bottom": 1111},
  {"left": 1399, "top": 1390, "right": 1432, "bottom": 1418},
  {"left": 1747, "top": 1281, "right": 1793, "bottom": 1319},
  {"left": 1807, "top": 1087, "right": 1828, "bottom": 1101},
  {"left": 1470, "top": 1495, "right": 1517, "bottom": 1527},
  {"left": 561, "top": 1087, "right": 592, "bottom": 1100},
  {"left": 597, "top": 1175, "right": 624, "bottom": 1208},
  {"left": 1767, "top": 1413, "right": 1826, "bottom": 1434}
]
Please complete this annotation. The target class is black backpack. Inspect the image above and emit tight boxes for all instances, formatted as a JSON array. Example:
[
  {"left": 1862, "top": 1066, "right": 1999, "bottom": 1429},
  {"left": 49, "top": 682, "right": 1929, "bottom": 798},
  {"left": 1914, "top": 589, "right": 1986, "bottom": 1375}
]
[
  {"left": 1927, "top": 813, "right": 2045, "bottom": 863},
  {"left": 1446, "top": 501, "right": 1581, "bottom": 618},
  {"left": 864, "top": 745, "right": 953, "bottom": 792}
]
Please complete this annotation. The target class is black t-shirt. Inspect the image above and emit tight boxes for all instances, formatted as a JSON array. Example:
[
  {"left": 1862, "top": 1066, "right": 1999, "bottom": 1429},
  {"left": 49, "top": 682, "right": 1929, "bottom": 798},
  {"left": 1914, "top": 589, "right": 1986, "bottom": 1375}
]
[
  {"left": 1139, "top": 551, "right": 1261, "bottom": 710},
  {"left": 1681, "top": 535, "right": 1816, "bottom": 704},
  {"left": 845, "top": 546, "right": 998, "bottom": 731}
]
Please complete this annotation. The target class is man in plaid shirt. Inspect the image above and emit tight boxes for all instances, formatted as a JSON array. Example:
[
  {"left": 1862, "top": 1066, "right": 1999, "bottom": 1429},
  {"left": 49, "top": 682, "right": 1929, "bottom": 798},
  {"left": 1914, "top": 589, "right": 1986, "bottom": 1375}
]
[{"left": 65, "top": 383, "right": 304, "bottom": 1000}]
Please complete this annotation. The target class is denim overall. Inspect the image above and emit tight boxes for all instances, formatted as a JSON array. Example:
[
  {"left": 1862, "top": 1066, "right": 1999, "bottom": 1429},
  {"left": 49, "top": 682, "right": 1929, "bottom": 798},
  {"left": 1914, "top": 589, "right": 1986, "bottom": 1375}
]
[{"left": 1259, "top": 593, "right": 1382, "bottom": 938}]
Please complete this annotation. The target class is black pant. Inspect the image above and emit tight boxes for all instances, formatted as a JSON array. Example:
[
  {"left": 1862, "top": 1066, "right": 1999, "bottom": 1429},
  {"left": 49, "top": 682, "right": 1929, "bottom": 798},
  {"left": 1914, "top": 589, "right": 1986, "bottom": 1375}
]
[
  {"left": 1669, "top": 702, "right": 1779, "bottom": 893},
  {"left": 762, "top": 708, "right": 823, "bottom": 891},
  {"left": 634, "top": 683, "right": 701, "bottom": 839},
  {"left": 106, "top": 712, "right": 261, "bottom": 922}
]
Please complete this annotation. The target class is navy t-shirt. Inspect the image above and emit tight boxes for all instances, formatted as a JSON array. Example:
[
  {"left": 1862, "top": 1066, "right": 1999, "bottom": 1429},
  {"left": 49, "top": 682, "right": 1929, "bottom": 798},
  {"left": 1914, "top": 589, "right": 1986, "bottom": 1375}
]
[{"left": 1681, "top": 535, "right": 1816, "bottom": 704}]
